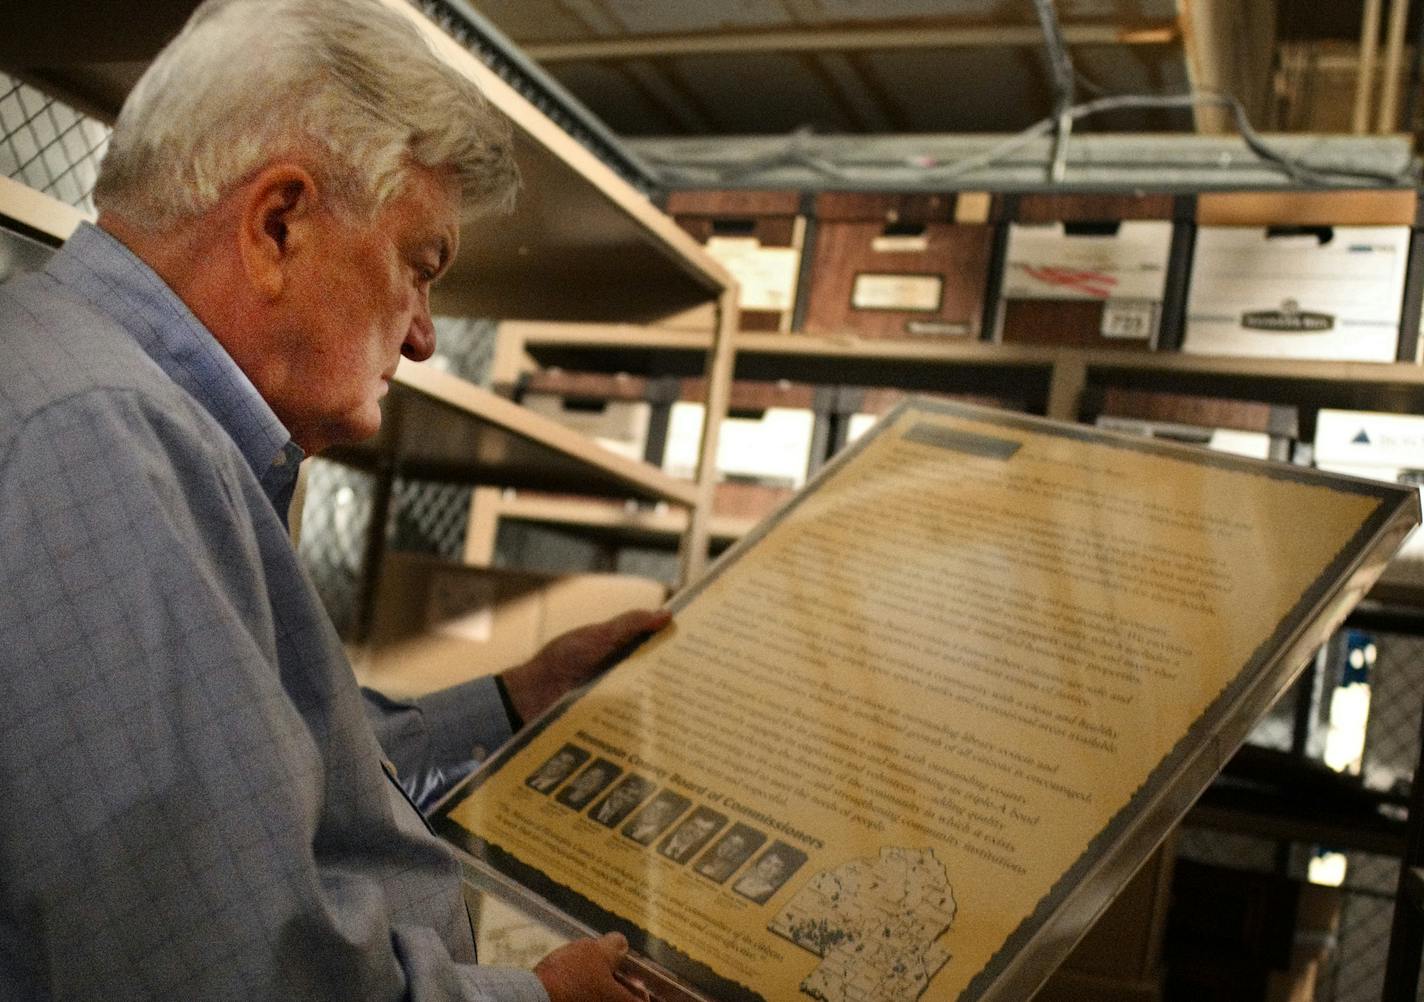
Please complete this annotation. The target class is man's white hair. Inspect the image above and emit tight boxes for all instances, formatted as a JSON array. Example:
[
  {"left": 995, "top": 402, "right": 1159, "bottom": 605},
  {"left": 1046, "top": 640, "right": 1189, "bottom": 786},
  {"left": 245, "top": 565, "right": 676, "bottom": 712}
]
[{"left": 94, "top": 0, "right": 518, "bottom": 228}]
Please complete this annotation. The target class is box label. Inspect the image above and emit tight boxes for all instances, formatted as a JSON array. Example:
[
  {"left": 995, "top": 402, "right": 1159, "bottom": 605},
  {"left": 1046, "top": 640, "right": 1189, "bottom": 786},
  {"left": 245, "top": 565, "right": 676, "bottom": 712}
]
[
  {"left": 705, "top": 237, "right": 800, "bottom": 312},
  {"left": 1101, "top": 299, "right": 1159, "bottom": 341},
  {"left": 851, "top": 273, "right": 943, "bottom": 312}
]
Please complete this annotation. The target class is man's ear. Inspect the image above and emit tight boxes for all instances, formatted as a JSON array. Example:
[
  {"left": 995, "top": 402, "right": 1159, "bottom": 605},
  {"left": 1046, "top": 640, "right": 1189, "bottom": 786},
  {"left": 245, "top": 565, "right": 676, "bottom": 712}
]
[{"left": 237, "top": 164, "right": 320, "bottom": 301}]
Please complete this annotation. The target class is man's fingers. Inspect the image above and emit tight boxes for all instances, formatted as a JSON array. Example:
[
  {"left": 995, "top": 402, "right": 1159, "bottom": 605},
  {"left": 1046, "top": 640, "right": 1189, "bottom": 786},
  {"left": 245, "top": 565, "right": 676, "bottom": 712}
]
[
  {"left": 595, "top": 930, "right": 629, "bottom": 964},
  {"left": 602, "top": 608, "right": 671, "bottom": 647}
]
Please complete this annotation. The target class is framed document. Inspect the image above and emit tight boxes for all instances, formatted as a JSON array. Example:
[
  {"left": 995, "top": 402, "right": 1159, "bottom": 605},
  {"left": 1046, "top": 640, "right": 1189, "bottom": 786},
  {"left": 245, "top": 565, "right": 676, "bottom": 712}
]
[{"left": 434, "top": 399, "right": 1418, "bottom": 1002}]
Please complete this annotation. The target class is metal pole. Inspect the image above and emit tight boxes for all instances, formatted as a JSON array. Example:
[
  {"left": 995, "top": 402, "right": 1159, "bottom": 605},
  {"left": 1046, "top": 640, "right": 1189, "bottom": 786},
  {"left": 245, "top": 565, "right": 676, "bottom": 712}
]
[
  {"left": 1377, "top": 0, "right": 1412, "bottom": 133},
  {"left": 1355, "top": 0, "right": 1384, "bottom": 134}
]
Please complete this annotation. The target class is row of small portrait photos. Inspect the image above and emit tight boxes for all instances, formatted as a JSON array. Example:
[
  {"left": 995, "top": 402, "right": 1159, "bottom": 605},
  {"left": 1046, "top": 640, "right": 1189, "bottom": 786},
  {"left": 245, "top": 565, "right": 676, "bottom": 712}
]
[{"left": 526, "top": 743, "right": 808, "bottom": 904}]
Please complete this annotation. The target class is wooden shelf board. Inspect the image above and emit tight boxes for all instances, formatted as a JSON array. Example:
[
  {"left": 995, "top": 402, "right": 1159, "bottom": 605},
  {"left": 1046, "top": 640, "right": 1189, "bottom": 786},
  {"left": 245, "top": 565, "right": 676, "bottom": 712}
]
[
  {"left": 325, "top": 362, "right": 698, "bottom": 505},
  {"left": 508, "top": 321, "right": 1424, "bottom": 392},
  {"left": 495, "top": 493, "right": 754, "bottom": 544},
  {"left": 0, "top": 176, "right": 85, "bottom": 243},
  {"left": 4, "top": 0, "right": 731, "bottom": 323}
]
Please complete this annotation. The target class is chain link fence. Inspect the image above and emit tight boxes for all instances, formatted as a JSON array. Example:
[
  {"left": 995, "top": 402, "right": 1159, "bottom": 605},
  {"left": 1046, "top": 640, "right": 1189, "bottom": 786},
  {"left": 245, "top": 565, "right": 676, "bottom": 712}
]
[
  {"left": 1176, "top": 628, "right": 1424, "bottom": 1002},
  {"left": 0, "top": 73, "right": 108, "bottom": 216}
]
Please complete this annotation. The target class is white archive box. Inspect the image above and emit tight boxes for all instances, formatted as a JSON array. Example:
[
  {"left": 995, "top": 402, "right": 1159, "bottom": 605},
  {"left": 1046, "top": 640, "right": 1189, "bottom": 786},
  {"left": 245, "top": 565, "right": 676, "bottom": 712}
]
[
  {"left": 999, "top": 220, "right": 1175, "bottom": 345},
  {"left": 661, "top": 382, "right": 818, "bottom": 489},
  {"left": 702, "top": 235, "right": 800, "bottom": 313},
  {"left": 1315, "top": 409, "right": 1424, "bottom": 575},
  {"left": 1184, "top": 226, "right": 1411, "bottom": 362},
  {"left": 521, "top": 393, "right": 652, "bottom": 462}
]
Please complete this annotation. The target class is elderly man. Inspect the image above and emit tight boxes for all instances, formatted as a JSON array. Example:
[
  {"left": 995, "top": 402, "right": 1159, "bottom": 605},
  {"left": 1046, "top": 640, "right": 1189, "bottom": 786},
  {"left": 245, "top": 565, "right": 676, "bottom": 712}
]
[{"left": 0, "top": 0, "right": 664, "bottom": 999}]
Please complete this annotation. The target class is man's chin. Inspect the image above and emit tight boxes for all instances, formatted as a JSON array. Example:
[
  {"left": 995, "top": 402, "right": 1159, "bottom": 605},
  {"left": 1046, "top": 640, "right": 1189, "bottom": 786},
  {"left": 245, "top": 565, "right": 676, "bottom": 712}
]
[{"left": 305, "top": 408, "right": 384, "bottom": 456}]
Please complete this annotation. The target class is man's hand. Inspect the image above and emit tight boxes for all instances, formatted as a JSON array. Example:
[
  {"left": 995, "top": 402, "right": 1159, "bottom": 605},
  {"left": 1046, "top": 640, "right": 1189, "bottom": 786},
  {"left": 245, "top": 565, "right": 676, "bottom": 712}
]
[
  {"left": 535, "top": 932, "right": 645, "bottom": 1002},
  {"left": 500, "top": 608, "right": 671, "bottom": 725}
]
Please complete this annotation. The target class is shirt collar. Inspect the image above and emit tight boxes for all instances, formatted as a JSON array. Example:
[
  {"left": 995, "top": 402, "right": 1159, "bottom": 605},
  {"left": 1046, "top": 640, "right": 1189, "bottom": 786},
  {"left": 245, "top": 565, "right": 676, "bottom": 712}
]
[{"left": 47, "top": 222, "right": 305, "bottom": 516}]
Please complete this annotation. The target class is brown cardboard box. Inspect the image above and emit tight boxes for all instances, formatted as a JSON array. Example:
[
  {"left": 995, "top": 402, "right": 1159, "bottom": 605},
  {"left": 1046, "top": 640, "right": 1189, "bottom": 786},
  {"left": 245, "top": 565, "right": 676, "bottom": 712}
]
[
  {"left": 803, "top": 191, "right": 996, "bottom": 340},
  {"left": 1196, "top": 189, "right": 1417, "bottom": 227},
  {"left": 353, "top": 553, "right": 667, "bottom": 698},
  {"left": 997, "top": 193, "right": 1184, "bottom": 352},
  {"left": 666, "top": 189, "right": 805, "bottom": 333}
]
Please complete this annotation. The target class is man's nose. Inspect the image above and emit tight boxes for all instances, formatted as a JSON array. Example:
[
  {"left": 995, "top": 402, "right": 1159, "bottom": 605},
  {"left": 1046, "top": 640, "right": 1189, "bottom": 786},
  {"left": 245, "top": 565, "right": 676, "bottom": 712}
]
[{"left": 402, "top": 306, "right": 436, "bottom": 362}]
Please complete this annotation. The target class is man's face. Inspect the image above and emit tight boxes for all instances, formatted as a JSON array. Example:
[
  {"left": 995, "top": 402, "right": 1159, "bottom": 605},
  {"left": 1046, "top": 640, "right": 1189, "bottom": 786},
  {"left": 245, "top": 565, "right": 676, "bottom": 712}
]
[
  {"left": 274, "top": 167, "right": 460, "bottom": 452},
  {"left": 755, "top": 855, "right": 786, "bottom": 882},
  {"left": 716, "top": 834, "right": 747, "bottom": 860},
  {"left": 609, "top": 785, "right": 640, "bottom": 808},
  {"left": 545, "top": 753, "right": 576, "bottom": 776}
]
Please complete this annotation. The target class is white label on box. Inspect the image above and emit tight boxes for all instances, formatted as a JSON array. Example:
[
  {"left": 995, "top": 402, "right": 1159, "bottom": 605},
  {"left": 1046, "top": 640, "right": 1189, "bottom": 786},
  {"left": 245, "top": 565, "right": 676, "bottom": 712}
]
[
  {"left": 871, "top": 234, "right": 930, "bottom": 253},
  {"left": 1184, "top": 226, "right": 1409, "bottom": 362},
  {"left": 427, "top": 574, "right": 497, "bottom": 642},
  {"left": 1314, "top": 409, "right": 1424, "bottom": 468},
  {"left": 1206, "top": 429, "right": 1272, "bottom": 459},
  {"left": 662, "top": 400, "right": 814, "bottom": 487},
  {"left": 847, "top": 412, "right": 878, "bottom": 445},
  {"left": 522, "top": 394, "right": 652, "bottom": 462},
  {"left": 1100, "top": 299, "right": 1158, "bottom": 340},
  {"left": 704, "top": 237, "right": 800, "bottom": 312},
  {"left": 1003, "top": 221, "right": 1173, "bottom": 302},
  {"left": 851, "top": 273, "right": 942, "bottom": 312}
]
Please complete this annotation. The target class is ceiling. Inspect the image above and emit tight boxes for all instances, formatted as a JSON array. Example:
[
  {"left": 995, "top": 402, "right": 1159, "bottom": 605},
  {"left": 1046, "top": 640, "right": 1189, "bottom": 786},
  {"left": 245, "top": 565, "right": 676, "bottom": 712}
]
[
  {"left": 0, "top": 0, "right": 1286, "bottom": 146},
  {"left": 468, "top": 0, "right": 1212, "bottom": 136}
]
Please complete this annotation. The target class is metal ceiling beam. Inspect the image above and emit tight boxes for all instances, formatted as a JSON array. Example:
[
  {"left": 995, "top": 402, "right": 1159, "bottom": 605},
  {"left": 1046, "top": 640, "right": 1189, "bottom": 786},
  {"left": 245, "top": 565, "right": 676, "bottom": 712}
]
[{"left": 522, "top": 21, "right": 1182, "bottom": 63}]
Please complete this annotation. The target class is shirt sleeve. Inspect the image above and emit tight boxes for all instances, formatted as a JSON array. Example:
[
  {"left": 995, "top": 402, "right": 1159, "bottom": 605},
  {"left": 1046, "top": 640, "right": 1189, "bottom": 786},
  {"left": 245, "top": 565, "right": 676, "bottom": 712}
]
[
  {"left": 0, "top": 391, "right": 546, "bottom": 1002},
  {"left": 362, "top": 677, "right": 516, "bottom": 811}
]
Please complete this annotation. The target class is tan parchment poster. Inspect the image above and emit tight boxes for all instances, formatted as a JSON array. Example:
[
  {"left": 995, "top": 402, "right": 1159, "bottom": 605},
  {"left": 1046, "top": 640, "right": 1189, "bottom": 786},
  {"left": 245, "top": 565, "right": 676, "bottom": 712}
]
[{"left": 435, "top": 400, "right": 1417, "bottom": 1002}]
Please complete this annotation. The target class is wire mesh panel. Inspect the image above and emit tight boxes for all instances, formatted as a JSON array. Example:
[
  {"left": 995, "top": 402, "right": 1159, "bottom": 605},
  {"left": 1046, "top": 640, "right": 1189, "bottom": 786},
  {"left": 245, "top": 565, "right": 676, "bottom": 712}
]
[
  {"left": 390, "top": 478, "right": 472, "bottom": 559},
  {"left": 1365, "top": 632, "right": 1424, "bottom": 799},
  {"left": 1324, "top": 855, "right": 1402, "bottom": 1002},
  {"left": 430, "top": 315, "right": 499, "bottom": 385},
  {"left": 297, "top": 459, "right": 377, "bottom": 639},
  {"left": 0, "top": 73, "right": 109, "bottom": 216}
]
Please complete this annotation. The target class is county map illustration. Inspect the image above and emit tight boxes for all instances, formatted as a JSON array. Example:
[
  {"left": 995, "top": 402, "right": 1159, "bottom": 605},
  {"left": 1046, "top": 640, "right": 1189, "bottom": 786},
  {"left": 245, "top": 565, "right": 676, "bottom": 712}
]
[{"left": 770, "top": 846, "right": 956, "bottom": 1002}]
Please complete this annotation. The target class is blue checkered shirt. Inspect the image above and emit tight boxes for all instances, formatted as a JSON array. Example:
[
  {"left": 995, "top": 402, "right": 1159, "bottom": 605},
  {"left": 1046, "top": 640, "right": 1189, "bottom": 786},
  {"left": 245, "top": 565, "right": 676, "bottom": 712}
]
[{"left": 0, "top": 223, "right": 544, "bottom": 1001}]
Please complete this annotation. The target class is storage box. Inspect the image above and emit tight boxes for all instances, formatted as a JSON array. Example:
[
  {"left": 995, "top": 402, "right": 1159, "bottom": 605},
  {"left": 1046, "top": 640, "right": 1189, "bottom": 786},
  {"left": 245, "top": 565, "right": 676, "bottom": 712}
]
[
  {"left": 829, "top": 386, "right": 1033, "bottom": 456},
  {"left": 803, "top": 191, "right": 997, "bottom": 340},
  {"left": 666, "top": 189, "right": 806, "bottom": 333},
  {"left": 519, "top": 370, "right": 666, "bottom": 463},
  {"left": 661, "top": 379, "right": 824, "bottom": 489},
  {"left": 1184, "top": 191, "right": 1416, "bottom": 362},
  {"left": 659, "top": 379, "right": 829, "bottom": 524},
  {"left": 1314, "top": 408, "right": 1424, "bottom": 579},
  {"left": 1089, "top": 387, "right": 1299, "bottom": 461},
  {"left": 995, "top": 193, "right": 1184, "bottom": 351},
  {"left": 353, "top": 553, "right": 667, "bottom": 698}
]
